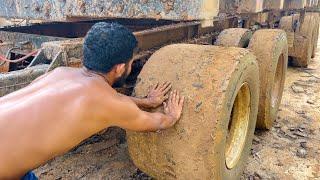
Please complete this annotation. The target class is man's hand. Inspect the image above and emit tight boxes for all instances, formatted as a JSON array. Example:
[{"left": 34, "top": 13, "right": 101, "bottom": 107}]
[
  {"left": 161, "top": 90, "right": 185, "bottom": 129},
  {"left": 111, "top": 88, "right": 184, "bottom": 132},
  {"left": 146, "top": 82, "right": 172, "bottom": 108},
  {"left": 129, "top": 82, "right": 171, "bottom": 109}
]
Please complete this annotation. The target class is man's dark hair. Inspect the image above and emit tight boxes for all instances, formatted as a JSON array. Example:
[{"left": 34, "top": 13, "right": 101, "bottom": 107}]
[{"left": 83, "top": 22, "right": 138, "bottom": 73}]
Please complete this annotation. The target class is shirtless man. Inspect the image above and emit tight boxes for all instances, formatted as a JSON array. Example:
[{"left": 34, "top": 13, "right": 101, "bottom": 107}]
[{"left": 0, "top": 22, "right": 184, "bottom": 179}]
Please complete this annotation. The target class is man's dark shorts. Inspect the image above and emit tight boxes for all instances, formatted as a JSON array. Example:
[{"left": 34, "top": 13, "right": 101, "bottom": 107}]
[{"left": 21, "top": 171, "right": 38, "bottom": 180}]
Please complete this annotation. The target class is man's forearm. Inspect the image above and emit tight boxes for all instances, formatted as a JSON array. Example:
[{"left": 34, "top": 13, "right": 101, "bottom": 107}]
[
  {"left": 130, "top": 96, "right": 153, "bottom": 109},
  {"left": 136, "top": 112, "right": 175, "bottom": 132}
]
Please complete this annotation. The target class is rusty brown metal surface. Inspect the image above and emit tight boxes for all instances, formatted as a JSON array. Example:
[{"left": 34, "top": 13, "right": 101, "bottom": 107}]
[
  {"left": 134, "top": 21, "right": 200, "bottom": 50},
  {"left": 0, "top": 19, "right": 176, "bottom": 38}
]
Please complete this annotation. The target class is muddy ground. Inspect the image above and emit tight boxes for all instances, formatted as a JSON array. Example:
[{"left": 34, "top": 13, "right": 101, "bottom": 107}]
[{"left": 34, "top": 41, "right": 320, "bottom": 179}]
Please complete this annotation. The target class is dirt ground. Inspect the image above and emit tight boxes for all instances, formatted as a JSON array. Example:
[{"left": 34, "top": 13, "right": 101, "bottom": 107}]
[{"left": 34, "top": 41, "right": 320, "bottom": 179}]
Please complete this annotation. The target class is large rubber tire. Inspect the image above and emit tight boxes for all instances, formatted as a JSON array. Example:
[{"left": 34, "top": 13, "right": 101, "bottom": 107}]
[
  {"left": 279, "top": 14, "right": 300, "bottom": 32},
  {"left": 279, "top": 14, "right": 315, "bottom": 67},
  {"left": 249, "top": 29, "right": 288, "bottom": 130},
  {"left": 215, "top": 28, "right": 252, "bottom": 48},
  {"left": 279, "top": 14, "right": 300, "bottom": 59},
  {"left": 294, "top": 14, "right": 315, "bottom": 67},
  {"left": 127, "top": 44, "right": 259, "bottom": 179}
]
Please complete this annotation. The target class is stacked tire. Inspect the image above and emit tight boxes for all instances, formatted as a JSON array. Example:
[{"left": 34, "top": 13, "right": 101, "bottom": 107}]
[{"left": 280, "top": 13, "right": 319, "bottom": 67}]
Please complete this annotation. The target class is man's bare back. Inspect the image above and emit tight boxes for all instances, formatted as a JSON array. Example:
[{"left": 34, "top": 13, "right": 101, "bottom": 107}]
[{"left": 0, "top": 67, "right": 112, "bottom": 178}]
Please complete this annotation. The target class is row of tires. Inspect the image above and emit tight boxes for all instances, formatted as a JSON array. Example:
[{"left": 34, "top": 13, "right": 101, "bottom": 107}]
[
  {"left": 125, "top": 13, "right": 319, "bottom": 179},
  {"left": 280, "top": 12, "right": 320, "bottom": 67}
]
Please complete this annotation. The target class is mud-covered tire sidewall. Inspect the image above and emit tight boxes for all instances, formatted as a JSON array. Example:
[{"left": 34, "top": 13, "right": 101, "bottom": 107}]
[
  {"left": 292, "top": 14, "right": 315, "bottom": 67},
  {"left": 249, "top": 30, "right": 288, "bottom": 129},
  {"left": 212, "top": 53, "right": 259, "bottom": 179},
  {"left": 280, "top": 14, "right": 314, "bottom": 67},
  {"left": 269, "top": 35, "right": 288, "bottom": 127}
]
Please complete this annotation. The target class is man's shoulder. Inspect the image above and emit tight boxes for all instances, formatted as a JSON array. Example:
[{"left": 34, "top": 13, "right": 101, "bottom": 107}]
[
  {"left": 45, "top": 67, "right": 117, "bottom": 98},
  {"left": 51, "top": 66, "right": 75, "bottom": 74},
  {"left": 43, "top": 67, "right": 77, "bottom": 80}
]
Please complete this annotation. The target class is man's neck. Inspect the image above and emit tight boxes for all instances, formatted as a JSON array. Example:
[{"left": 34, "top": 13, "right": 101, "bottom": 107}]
[{"left": 81, "top": 67, "right": 113, "bottom": 85}]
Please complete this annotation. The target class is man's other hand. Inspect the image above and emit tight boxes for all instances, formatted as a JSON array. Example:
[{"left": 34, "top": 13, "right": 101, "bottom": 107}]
[
  {"left": 162, "top": 90, "right": 185, "bottom": 128},
  {"left": 146, "top": 82, "right": 172, "bottom": 108}
]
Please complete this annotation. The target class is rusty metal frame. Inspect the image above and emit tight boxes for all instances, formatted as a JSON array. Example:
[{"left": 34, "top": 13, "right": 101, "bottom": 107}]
[{"left": 134, "top": 21, "right": 200, "bottom": 51}]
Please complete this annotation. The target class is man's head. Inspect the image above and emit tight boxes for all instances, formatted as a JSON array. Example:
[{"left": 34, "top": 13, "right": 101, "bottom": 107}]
[{"left": 83, "top": 22, "right": 138, "bottom": 87}]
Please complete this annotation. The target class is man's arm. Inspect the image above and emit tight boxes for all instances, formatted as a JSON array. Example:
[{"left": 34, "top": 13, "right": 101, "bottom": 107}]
[
  {"left": 106, "top": 90, "right": 184, "bottom": 132},
  {"left": 129, "top": 82, "right": 171, "bottom": 109},
  {"left": 129, "top": 97, "right": 153, "bottom": 109}
]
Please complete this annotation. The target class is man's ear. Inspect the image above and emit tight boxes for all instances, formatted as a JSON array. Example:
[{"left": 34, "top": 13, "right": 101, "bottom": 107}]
[{"left": 114, "top": 63, "right": 126, "bottom": 75}]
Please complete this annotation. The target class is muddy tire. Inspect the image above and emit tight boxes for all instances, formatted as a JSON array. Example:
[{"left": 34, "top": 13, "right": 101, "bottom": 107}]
[
  {"left": 215, "top": 28, "right": 252, "bottom": 48},
  {"left": 279, "top": 14, "right": 299, "bottom": 59},
  {"left": 127, "top": 44, "right": 259, "bottom": 179},
  {"left": 279, "top": 14, "right": 315, "bottom": 67},
  {"left": 294, "top": 14, "right": 315, "bottom": 67},
  {"left": 249, "top": 29, "right": 288, "bottom": 129},
  {"left": 279, "top": 14, "right": 300, "bottom": 32}
]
